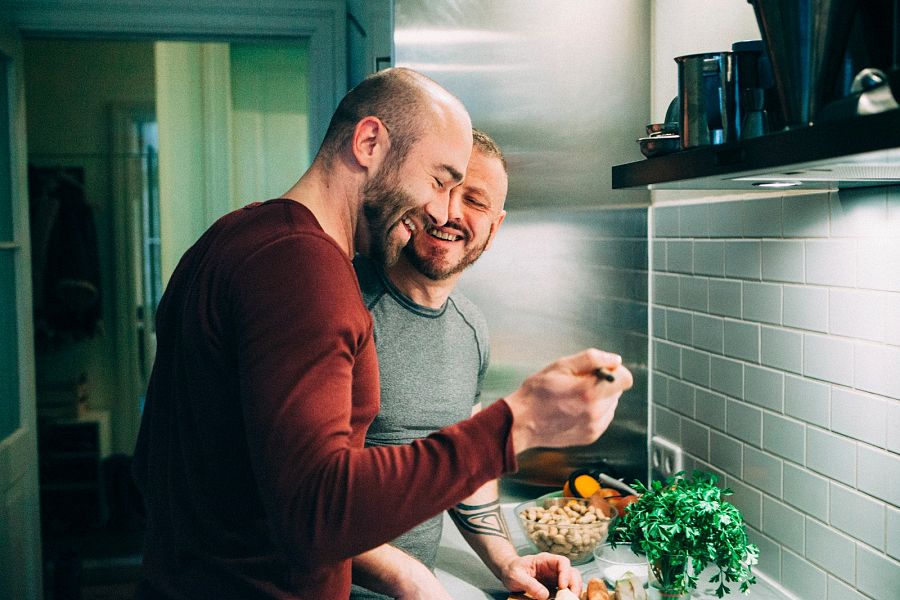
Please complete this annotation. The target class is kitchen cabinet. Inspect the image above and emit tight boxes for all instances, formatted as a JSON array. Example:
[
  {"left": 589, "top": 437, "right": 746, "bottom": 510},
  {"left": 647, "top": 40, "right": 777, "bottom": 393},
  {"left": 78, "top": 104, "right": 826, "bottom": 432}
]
[{"left": 612, "top": 109, "right": 900, "bottom": 191}]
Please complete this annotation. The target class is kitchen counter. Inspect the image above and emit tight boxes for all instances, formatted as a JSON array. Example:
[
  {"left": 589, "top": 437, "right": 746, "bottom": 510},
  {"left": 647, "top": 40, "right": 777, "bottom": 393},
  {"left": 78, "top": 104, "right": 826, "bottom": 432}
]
[{"left": 434, "top": 504, "right": 793, "bottom": 600}]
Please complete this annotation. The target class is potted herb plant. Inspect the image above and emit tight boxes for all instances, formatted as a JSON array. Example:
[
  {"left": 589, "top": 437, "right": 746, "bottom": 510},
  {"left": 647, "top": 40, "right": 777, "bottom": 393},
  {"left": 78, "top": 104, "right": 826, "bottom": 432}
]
[{"left": 609, "top": 471, "right": 759, "bottom": 598}]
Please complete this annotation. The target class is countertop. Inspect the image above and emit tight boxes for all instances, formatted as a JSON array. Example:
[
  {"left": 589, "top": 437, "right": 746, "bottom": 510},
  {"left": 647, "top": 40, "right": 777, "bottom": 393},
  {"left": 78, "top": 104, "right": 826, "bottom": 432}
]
[{"left": 433, "top": 504, "right": 793, "bottom": 600}]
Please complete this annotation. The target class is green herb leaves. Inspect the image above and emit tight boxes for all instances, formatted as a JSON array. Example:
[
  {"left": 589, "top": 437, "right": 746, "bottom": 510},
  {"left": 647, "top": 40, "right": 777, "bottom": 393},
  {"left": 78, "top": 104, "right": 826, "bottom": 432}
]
[{"left": 609, "top": 471, "right": 759, "bottom": 597}]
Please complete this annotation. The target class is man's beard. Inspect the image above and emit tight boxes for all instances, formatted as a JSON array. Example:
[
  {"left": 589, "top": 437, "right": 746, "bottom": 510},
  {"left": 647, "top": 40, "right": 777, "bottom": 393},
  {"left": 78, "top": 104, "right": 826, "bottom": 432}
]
[
  {"left": 361, "top": 161, "right": 415, "bottom": 268},
  {"left": 403, "top": 230, "right": 490, "bottom": 281}
]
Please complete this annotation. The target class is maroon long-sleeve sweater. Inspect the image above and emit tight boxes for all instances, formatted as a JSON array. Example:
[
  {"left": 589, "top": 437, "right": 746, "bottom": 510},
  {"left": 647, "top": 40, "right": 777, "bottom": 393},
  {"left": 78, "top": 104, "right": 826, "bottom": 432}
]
[{"left": 132, "top": 199, "right": 517, "bottom": 599}]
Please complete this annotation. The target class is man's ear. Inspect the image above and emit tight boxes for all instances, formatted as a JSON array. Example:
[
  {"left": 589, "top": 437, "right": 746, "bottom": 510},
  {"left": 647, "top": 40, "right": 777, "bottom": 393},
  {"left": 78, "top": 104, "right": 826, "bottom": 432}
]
[
  {"left": 483, "top": 209, "right": 507, "bottom": 252},
  {"left": 351, "top": 116, "right": 389, "bottom": 171}
]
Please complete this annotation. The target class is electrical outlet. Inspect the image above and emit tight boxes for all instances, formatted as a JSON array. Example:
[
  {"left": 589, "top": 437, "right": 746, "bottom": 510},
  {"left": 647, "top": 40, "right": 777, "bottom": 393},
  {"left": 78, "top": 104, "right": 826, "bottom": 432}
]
[{"left": 650, "top": 436, "right": 683, "bottom": 480}]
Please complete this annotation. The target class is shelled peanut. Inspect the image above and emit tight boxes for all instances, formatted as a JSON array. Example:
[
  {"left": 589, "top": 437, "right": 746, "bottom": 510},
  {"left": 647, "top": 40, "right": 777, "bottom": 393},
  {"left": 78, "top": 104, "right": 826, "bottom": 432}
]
[{"left": 518, "top": 500, "right": 611, "bottom": 561}]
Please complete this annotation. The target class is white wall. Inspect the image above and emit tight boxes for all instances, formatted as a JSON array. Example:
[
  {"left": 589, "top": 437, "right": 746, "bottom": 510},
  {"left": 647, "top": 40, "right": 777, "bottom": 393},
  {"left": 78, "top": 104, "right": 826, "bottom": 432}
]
[{"left": 650, "top": 0, "right": 760, "bottom": 122}]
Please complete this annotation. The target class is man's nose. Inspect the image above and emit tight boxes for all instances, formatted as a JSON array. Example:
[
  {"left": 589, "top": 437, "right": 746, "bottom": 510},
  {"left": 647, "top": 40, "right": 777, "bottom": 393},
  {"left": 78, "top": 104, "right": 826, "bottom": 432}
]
[{"left": 423, "top": 191, "right": 452, "bottom": 227}]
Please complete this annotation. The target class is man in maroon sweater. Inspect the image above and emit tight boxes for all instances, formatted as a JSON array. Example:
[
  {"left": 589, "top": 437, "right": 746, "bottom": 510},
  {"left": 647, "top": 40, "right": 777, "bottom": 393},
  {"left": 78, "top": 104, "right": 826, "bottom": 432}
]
[{"left": 132, "top": 67, "right": 632, "bottom": 599}]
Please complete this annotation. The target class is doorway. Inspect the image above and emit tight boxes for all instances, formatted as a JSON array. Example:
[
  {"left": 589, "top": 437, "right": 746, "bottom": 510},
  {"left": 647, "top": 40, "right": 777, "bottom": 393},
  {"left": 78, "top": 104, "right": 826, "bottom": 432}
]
[{"left": 25, "top": 36, "right": 314, "bottom": 599}]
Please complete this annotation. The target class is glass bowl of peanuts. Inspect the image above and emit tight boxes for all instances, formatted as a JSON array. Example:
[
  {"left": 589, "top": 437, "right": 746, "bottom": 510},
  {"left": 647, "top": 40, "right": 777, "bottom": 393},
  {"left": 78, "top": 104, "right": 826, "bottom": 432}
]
[{"left": 515, "top": 496, "right": 617, "bottom": 565}]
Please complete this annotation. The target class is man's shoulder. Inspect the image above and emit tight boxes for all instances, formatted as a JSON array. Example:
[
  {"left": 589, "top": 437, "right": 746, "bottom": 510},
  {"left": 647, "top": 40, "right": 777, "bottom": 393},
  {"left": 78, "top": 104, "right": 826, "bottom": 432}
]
[
  {"left": 352, "top": 254, "right": 386, "bottom": 306},
  {"left": 447, "top": 290, "right": 488, "bottom": 331}
]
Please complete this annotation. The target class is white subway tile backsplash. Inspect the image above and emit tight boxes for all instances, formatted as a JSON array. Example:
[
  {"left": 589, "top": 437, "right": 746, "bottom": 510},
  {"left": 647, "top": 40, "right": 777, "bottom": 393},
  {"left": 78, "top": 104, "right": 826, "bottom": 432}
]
[
  {"left": 653, "top": 273, "right": 680, "bottom": 306},
  {"left": 666, "top": 240, "right": 693, "bottom": 273},
  {"left": 680, "top": 276, "right": 709, "bottom": 311},
  {"left": 654, "top": 206, "right": 679, "bottom": 237},
  {"left": 763, "top": 497, "right": 805, "bottom": 553},
  {"left": 749, "top": 530, "right": 782, "bottom": 580},
  {"left": 725, "top": 476, "right": 762, "bottom": 529},
  {"left": 760, "top": 326, "right": 803, "bottom": 374},
  {"left": 710, "top": 355, "right": 744, "bottom": 399},
  {"left": 724, "top": 320, "right": 759, "bottom": 362},
  {"left": 742, "top": 197, "right": 783, "bottom": 237},
  {"left": 693, "top": 314, "right": 723, "bottom": 353},
  {"left": 652, "top": 306, "right": 666, "bottom": 339},
  {"left": 781, "top": 549, "right": 827, "bottom": 600},
  {"left": 667, "top": 379, "right": 695, "bottom": 416},
  {"left": 827, "top": 577, "right": 869, "bottom": 600},
  {"left": 829, "top": 483, "right": 885, "bottom": 550},
  {"left": 854, "top": 341, "right": 900, "bottom": 400},
  {"left": 806, "top": 427, "right": 857, "bottom": 484},
  {"left": 805, "top": 239, "right": 857, "bottom": 287},
  {"left": 744, "top": 446, "right": 782, "bottom": 497},
  {"left": 726, "top": 400, "right": 762, "bottom": 446},
  {"left": 708, "top": 279, "right": 742, "bottom": 318},
  {"left": 803, "top": 333, "right": 854, "bottom": 386},
  {"left": 725, "top": 240, "right": 761, "bottom": 280},
  {"left": 885, "top": 293, "right": 900, "bottom": 347},
  {"left": 888, "top": 505, "right": 900, "bottom": 561},
  {"left": 858, "top": 238, "right": 900, "bottom": 292},
  {"left": 710, "top": 430, "right": 743, "bottom": 477},
  {"left": 652, "top": 240, "right": 667, "bottom": 271},
  {"left": 742, "top": 281, "right": 782, "bottom": 325},
  {"left": 829, "top": 288, "right": 885, "bottom": 342},
  {"left": 679, "top": 203, "right": 709, "bottom": 238},
  {"left": 763, "top": 413, "right": 805, "bottom": 464},
  {"left": 889, "top": 402, "right": 900, "bottom": 454},
  {"left": 783, "top": 462, "right": 828, "bottom": 521},
  {"left": 654, "top": 339, "right": 681, "bottom": 377},
  {"left": 681, "top": 419, "right": 709, "bottom": 461},
  {"left": 856, "top": 543, "right": 900, "bottom": 600},
  {"left": 652, "top": 372, "right": 669, "bottom": 407},
  {"left": 708, "top": 201, "right": 744, "bottom": 238},
  {"left": 694, "top": 388, "right": 726, "bottom": 431},
  {"left": 745, "top": 365, "right": 784, "bottom": 411},
  {"left": 650, "top": 192, "right": 900, "bottom": 600},
  {"left": 782, "top": 192, "right": 830, "bottom": 238},
  {"left": 830, "top": 187, "right": 889, "bottom": 238},
  {"left": 783, "top": 285, "right": 828, "bottom": 332},
  {"left": 762, "top": 240, "right": 804, "bottom": 283},
  {"left": 831, "top": 387, "right": 887, "bottom": 447},
  {"left": 857, "top": 445, "right": 900, "bottom": 507},
  {"left": 784, "top": 375, "right": 830, "bottom": 427},
  {"left": 653, "top": 405, "right": 681, "bottom": 442},
  {"left": 693, "top": 241, "right": 724, "bottom": 276},
  {"left": 805, "top": 518, "right": 856, "bottom": 584},
  {"left": 666, "top": 308, "right": 692, "bottom": 345},
  {"left": 681, "top": 347, "right": 710, "bottom": 387}
]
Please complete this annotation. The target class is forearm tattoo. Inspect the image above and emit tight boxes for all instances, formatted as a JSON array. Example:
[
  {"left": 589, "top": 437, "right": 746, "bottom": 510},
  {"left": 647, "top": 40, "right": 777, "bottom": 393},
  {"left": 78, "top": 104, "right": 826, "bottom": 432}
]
[{"left": 450, "top": 499, "right": 511, "bottom": 539}]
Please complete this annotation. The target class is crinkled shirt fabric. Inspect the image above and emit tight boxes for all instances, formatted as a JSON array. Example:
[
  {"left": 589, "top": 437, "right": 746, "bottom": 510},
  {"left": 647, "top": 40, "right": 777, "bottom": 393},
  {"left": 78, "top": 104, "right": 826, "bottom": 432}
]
[{"left": 132, "top": 199, "right": 517, "bottom": 599}]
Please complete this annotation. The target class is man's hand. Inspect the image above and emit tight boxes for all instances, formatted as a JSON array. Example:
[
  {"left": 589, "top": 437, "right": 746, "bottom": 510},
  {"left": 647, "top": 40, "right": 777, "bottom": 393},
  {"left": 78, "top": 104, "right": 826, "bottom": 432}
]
[
  {"left": 505, "top": 348, "right": 633, "bottom": 453},
  {"left": 500, "top": 552, "right": 583, "bottom": 600}
]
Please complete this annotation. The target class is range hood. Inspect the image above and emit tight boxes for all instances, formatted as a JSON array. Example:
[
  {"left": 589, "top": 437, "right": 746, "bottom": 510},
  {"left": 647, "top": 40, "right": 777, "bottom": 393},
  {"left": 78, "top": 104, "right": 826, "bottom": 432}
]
[{"left": 612, "top": 107, "right": 900, "bottom": 190}]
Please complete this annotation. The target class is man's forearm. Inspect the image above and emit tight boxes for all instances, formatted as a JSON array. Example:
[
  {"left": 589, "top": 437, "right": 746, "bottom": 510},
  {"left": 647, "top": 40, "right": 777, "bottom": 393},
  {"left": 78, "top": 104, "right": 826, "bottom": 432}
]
[
  {"left": 449, "top": 480, "right": 519, "bottom": 581},
  {"left": 352, "top": 544, "right": 441, "bottom": 597}
]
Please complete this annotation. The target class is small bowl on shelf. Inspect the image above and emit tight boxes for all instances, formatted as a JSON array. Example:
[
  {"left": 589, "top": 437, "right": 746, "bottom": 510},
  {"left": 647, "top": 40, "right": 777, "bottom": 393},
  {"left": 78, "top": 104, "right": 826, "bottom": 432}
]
[
  {"left": 592, "top": 542, "right": 648, "bottom": 586},
  {"left": 638, "top": 134, "right": 681, "bottom": 158},
  {"left": 515, "top": 496, "right": 617, "bottom": 566}
]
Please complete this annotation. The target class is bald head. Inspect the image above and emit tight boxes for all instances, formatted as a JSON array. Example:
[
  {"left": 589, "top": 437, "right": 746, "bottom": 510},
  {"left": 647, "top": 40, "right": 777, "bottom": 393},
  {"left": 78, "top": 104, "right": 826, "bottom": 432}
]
[{"left": 317, "top": 67, "right": 470, "bottom": 170}]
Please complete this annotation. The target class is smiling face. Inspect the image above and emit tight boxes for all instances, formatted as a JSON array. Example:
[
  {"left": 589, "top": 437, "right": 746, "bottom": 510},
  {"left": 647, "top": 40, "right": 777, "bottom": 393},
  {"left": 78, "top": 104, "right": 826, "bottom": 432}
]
[
  {"left": 398, "top": 147, "right": 508, "bottom": 281},
  {"left": 362, "top": 111, "right": 472, "bottom": 269}
]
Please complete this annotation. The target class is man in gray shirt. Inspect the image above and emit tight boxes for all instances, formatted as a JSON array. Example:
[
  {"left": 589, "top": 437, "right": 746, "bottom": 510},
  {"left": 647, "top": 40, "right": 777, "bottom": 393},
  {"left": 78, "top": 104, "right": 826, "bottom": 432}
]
[{"left": 351, "top": 130, "right": 582, "bottom": 600}]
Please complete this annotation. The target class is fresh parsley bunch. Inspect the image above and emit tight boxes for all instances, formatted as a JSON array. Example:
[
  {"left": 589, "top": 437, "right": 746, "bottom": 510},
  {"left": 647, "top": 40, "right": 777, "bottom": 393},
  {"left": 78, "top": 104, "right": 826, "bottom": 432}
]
[{"left": 609, "top": 471, "right": 759, "bottom": 597}]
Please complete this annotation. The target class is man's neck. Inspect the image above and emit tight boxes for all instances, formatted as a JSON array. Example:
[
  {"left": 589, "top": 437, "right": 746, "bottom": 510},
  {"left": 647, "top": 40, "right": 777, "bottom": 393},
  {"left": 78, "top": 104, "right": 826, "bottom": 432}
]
[
  {"left": 384, "top": 258, "right": 460, "bottom": 309},
  {"left": 280, "top": 161, "right": 359, "bottom": 257}
]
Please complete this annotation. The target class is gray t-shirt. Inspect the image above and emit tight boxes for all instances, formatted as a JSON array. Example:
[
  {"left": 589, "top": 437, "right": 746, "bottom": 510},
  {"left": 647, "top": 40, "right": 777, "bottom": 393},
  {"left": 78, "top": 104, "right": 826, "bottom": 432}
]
[{"left": 350, "top": 255, "right": 490, "bottom": 600}]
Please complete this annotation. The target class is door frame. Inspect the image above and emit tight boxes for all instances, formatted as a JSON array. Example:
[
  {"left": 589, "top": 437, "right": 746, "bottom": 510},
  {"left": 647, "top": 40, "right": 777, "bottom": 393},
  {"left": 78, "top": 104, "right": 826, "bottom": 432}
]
[{"left": 0, "top": 0, "right": 347, "bottom": 158}]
